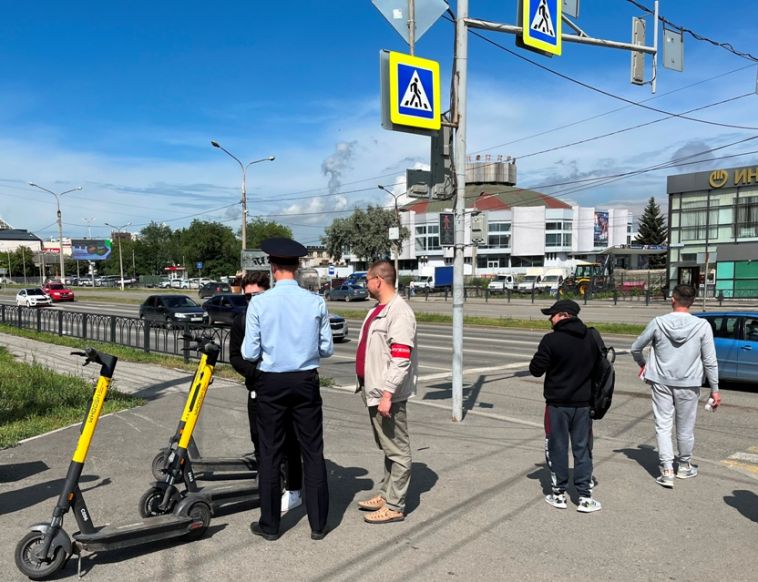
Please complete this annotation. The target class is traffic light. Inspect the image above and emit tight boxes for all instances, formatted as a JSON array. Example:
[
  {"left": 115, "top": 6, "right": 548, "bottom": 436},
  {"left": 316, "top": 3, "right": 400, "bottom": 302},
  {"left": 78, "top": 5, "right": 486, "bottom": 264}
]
[{"left": 439, "top": 212, "right": 454, "bottom": 246}]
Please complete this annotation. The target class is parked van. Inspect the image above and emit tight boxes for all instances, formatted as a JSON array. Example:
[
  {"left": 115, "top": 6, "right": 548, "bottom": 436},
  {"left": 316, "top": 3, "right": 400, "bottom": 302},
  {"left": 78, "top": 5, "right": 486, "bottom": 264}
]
[{"left": 488, "top": 274, "right": 515, "bottom": 293}]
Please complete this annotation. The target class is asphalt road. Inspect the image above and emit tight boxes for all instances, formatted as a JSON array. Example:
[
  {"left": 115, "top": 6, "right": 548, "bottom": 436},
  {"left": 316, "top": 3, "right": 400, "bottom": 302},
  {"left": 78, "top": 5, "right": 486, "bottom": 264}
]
[{"left": 1, "top": 326, "right": 757, "bottom": 581}]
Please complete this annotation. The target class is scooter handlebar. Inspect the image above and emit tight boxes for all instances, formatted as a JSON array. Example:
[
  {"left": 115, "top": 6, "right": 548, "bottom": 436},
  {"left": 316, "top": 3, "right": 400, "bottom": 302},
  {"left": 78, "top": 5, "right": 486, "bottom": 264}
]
[
  {"left": 181, "top": 333, "right": 218, "bottom": 353},
  {"left": 70, "top": 348, "right": 118, "bottom": 375}
]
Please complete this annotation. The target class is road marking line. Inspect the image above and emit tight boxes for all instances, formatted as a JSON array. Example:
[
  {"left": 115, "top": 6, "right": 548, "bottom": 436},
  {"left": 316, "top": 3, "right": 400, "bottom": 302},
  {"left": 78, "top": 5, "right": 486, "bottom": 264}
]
[
  {"left": 721, "top": 459, "right": 758, "bottom": 475},
  {"left": 727, "top": 452, "right": 758, "bottom": 463}
]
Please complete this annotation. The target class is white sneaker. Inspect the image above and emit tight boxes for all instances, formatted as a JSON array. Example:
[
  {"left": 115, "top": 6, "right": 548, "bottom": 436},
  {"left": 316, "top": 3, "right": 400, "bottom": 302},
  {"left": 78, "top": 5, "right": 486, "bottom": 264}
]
[
  {"left": 576, "top": 497, "right": 602, "bottom": 513},
  {"left": 281, "top": 489, "right": 303, "bottom": 513},
  {"left": 545, "top": 492, "right": 568, "bottom": 509}
]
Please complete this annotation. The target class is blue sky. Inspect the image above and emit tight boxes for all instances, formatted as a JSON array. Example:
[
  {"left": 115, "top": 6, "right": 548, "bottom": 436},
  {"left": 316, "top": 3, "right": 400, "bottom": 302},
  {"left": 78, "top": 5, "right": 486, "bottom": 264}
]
[{"left": 1, "top": 0, "right": 756, "bottom": 246}]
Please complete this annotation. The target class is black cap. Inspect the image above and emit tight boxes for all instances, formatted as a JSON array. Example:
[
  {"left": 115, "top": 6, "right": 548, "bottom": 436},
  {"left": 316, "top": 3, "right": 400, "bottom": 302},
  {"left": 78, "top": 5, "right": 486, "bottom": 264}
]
[
  {"left": 540, "top": 299, "right": 581, "bottom": 316},
  {"left": 261, "top": 237, "right": 307, "bottom": 266}
]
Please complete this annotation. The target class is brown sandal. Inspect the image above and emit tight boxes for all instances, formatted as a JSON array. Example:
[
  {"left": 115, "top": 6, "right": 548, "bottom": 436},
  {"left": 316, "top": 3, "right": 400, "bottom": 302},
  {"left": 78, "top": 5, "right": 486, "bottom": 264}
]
[
  {"left": 364, "top": 506, "right": 405, "bottom": 524},
  {"left": 357, "top": 495, "right": 386, "bottom": 511}
]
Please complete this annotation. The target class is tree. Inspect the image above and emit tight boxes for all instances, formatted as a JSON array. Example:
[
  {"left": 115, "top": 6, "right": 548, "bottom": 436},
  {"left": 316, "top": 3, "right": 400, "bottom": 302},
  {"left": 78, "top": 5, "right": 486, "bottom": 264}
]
[
  {"left": 137, "top": 222, "right": 180, "bottom": 275},
  {"left": 246, "top": 218, "right": 292, "bottom": 249},
  {"left": 322, "top": 205, "right": 406, "bottom": 263},
  {"left": 634, "top": 197, "right": 668, "bottom": 268},
  {"left": 175, "top": 220, "right": 240, "bottom": 278}
]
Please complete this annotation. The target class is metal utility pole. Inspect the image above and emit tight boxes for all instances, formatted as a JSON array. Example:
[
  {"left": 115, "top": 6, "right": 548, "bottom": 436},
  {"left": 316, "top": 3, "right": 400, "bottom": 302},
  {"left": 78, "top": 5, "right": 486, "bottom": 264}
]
[
  {"left": 28, "top": 183, "right": 82, "bottom": 282},
  {"left": 451, "top": 0, "right": 469, "bottom": 422},
  {"left": 211, "top": 140, "right": 275, "bottom": 251},
  {"left": 105, "top": 222, "right": 132, "bottom": 291},
  {"left": 408, "top": 0, "right": 416, "bottom": 55},
  {"left": 378, "top": 184, "right": 405, "bottom": 289}
]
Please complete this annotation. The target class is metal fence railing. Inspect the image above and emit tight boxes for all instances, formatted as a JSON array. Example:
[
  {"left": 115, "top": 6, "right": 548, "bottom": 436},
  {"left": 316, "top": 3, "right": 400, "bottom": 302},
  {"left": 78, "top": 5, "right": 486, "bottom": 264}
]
[{"left": 0, "top": 304, "right": 232, "bottom": 363}]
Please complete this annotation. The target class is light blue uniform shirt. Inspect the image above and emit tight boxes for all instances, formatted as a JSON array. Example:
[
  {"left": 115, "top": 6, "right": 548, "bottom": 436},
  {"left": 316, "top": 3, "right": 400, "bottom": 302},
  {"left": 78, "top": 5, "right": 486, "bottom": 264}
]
[{"left": 242, "top": 279, "right": 334, "bottom": 372}]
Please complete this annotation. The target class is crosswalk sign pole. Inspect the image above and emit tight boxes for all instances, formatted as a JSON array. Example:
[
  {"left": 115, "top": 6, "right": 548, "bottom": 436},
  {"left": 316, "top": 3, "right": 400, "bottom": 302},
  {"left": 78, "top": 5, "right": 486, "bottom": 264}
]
[{"left": 450, "top": 0, "right": 469, "bottom": 423}]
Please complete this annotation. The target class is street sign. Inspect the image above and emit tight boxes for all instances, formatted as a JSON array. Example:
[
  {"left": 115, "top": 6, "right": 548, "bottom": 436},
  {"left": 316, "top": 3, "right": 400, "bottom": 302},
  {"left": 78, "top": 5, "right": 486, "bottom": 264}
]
[
  {"left": 241, "top": 249, "right": 270, "bottom": 271},
  {"left": 562, "top": 0, "right": 579, "bottom": 19},
  {"left": 196, "top": 261, "right": 204, "bottom": 270},
  {"left": 371, "top": 0, "right": 448, "bottom": 45},
  {"left": 328, "top": 264, "right": 335, "bottom": 277},
  {"left": 521, "top": 0, "right": 562, "bottom": 56},
  {"left": 386, "top": 51, "right": 441, "bottom": 131}
]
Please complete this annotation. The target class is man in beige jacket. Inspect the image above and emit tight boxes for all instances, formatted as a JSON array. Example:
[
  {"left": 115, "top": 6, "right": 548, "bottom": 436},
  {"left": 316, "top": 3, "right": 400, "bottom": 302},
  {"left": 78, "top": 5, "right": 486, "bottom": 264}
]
[{"left": 354, "top": 259, "right": 418, "bottom": 523}]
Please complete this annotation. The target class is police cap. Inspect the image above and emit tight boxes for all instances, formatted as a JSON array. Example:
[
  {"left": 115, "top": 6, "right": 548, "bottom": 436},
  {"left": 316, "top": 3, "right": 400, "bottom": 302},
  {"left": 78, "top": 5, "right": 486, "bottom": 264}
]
[{"left": 261, "top": 237, "right": 307, "bottom": 266}]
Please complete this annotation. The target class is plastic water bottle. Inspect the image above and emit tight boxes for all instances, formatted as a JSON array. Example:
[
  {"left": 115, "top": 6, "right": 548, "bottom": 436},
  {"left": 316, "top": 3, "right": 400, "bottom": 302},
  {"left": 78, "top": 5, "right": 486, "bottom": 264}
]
[{"left": 704, "top": 397, "right": 716, "bottom": 412}]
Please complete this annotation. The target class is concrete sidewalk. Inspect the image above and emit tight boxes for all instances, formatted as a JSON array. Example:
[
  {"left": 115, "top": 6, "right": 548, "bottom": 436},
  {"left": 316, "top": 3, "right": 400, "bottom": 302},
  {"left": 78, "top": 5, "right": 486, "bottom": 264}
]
[{"left": 1, "top": 332, "right": 757, "bottom": 581}]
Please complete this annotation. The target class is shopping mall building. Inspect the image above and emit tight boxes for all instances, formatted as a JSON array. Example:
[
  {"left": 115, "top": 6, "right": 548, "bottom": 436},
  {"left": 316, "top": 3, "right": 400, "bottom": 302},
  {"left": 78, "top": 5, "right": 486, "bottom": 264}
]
[{"left": 667, "top": 164, "right": 758, "bottom": 298}]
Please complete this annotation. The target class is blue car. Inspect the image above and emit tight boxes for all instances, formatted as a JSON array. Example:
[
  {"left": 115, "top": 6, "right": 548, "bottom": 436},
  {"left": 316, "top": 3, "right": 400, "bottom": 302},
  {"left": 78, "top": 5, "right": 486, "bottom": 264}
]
[{"left": 694, "top": 311, "right": 758, "bottom": 384}]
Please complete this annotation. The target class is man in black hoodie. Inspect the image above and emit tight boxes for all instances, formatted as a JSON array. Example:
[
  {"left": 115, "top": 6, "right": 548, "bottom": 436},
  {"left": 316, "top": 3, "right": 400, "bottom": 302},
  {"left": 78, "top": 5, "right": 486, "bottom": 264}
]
[{"left": 529, "top": 299, "right": 603, "bottom": 513}]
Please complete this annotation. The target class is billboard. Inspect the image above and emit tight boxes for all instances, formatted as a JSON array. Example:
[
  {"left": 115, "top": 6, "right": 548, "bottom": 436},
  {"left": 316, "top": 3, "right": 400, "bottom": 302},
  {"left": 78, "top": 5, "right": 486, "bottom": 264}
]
[
  {"left": 593, "top": 211, "right": 609, "bottom": 246},
  {"left": 71, "top": 239, "right": 112, "bottom": 261}
]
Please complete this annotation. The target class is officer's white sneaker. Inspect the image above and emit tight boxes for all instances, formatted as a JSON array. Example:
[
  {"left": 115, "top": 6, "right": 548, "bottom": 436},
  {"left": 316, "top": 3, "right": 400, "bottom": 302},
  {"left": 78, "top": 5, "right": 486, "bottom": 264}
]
[{"left": 281, "top": 489, "right": 303, "bottom": 513}]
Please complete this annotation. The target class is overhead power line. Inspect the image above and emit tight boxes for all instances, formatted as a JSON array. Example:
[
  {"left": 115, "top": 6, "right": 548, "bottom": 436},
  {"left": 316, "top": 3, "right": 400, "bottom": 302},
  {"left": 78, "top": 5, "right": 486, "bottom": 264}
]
[
  {"left": 625, "top": 0, "right": 758, "bottom": 62},
  {"left": 462, "top": 24, "right": 758, "bottom": 131}
]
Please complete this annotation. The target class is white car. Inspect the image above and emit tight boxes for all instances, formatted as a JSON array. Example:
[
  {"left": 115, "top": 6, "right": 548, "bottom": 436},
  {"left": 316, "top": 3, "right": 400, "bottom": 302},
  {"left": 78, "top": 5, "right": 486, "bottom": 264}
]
[
  {"left": 409, "top": 276, "right": 432, "bottom": 291},
  {"left": 16, "top": 288, "right": 53, "bottom": 307},
  {"left": 488, "top": 274, "right": 515, "bottom": 293}
]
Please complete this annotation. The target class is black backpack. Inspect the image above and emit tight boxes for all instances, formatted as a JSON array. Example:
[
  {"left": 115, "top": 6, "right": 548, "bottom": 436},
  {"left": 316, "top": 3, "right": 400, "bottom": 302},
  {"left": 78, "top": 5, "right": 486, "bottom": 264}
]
[{"left": 589, "top": 328, "right": 615, "bottom": 420}]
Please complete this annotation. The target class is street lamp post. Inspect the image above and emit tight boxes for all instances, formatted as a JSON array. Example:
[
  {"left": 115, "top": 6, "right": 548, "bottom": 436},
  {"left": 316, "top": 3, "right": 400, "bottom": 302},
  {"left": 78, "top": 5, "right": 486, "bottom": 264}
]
[
  {"left": 378, "top": 185, "right": 406, "bottom": 289},
  {"left": 28, "top": 183, "right": 82, "bottom": 282},
  {"left": 210, "top": 140, "right": 275, "bottom": 251},
  {"left": 105, "top": 222, "right": 132, "bottom": 291}
]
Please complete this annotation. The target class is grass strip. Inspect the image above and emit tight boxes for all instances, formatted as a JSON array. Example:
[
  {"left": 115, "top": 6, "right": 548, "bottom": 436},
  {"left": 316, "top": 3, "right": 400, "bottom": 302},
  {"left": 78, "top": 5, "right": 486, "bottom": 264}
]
[
  {"left": 0, "top": 324, "right": 335, "bottom": 386},
  {"left": 0, "top": 346, "right": 142, "bottom": 448}
]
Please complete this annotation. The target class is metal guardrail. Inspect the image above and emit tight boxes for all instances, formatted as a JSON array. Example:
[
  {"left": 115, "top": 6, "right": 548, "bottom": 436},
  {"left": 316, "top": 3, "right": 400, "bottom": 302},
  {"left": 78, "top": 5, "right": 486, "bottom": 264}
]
[{"left": 0, "top": 305, "right": 232, "bottom": 363}]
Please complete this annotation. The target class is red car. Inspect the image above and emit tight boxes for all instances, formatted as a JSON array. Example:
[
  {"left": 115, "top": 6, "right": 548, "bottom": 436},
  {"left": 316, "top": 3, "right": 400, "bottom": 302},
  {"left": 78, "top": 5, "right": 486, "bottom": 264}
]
[{"left": 42, "top": 282, "right": 76, "bottom": 302}]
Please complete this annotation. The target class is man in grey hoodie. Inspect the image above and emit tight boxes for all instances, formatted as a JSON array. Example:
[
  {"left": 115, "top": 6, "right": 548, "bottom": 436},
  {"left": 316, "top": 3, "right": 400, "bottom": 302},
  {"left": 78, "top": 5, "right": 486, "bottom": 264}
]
[{"left": 631, "top": 284, "right": 721, "bottom": 488}]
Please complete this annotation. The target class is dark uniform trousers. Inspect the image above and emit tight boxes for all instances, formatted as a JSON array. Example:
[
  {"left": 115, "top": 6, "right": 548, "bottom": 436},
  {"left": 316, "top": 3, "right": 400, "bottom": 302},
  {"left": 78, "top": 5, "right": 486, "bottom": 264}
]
[
  {"left": 247, "top": 394, "right": 302, "bottom": 491},
  {"left": 255, "top": 369, "right": 329, "bottom": 534}
]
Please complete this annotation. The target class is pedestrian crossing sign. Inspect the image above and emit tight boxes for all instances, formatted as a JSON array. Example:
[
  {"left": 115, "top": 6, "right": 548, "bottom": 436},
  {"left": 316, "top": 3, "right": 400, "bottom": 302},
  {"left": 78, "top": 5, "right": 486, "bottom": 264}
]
[
  {"left": 521, "top": 0, "right": 562, "bottom": 56},
  {"left": 389, "top": 51, "right": 441, "bottom": 131}
]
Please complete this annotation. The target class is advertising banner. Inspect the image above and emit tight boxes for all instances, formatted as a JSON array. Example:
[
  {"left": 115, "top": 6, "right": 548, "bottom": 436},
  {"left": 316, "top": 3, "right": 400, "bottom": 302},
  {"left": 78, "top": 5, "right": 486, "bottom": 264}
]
[
  {"left": 593, "top": 211, "right": 609, "bottom": 246},
  {"left": 71, "top": 239, "right": 112, "bottom": 261}
]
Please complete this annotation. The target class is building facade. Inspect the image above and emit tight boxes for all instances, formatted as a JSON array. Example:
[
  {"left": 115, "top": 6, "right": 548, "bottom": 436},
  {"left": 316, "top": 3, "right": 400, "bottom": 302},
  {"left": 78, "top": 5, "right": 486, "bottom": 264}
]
[
  {"left": 379, "top": 184, "right": 632, "bottom": 278},
  {"left": 667, "top": 164, "right": 758, "bottom": 297}
]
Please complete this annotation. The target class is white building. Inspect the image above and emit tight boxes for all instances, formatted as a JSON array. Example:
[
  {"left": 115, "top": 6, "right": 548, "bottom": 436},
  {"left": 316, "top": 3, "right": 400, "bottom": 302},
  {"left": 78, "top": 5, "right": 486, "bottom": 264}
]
[{"left": 364, "top": 184, "right": 633, "bottom": 278}]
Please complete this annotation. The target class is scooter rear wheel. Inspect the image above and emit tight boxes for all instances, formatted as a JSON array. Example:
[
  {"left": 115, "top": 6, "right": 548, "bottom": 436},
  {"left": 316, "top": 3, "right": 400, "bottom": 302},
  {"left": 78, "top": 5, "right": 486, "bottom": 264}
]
[
  {"left": 184, "top": 501, "right": 212, "bottom": 541},
  {"left": 15, "top": 531, "right": 68, "bottom": 580}
]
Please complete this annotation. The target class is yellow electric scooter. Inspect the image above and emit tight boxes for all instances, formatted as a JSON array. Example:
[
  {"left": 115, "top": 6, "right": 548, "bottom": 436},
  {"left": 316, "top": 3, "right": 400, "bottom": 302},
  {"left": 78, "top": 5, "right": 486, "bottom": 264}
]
[{"left": 14, "top": 348, "right": 211, "bottom": 581}]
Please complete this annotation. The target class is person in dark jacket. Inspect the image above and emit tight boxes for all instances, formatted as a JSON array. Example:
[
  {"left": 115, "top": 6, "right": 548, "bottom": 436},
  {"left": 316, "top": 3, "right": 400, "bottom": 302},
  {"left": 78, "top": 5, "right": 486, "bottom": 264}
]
[
  {"left": 529, "top": 299, "right": 603, "bottom": 513},
  {"left": 228, "top": 271, "right": 303, "bottom": 513}
]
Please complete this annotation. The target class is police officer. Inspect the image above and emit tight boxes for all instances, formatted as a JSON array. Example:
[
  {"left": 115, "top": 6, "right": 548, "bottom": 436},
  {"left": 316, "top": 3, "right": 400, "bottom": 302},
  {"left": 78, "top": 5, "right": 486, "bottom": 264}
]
[
  {"left": 242, "top": 237, "right": 334, "bottom": 541},
  {"left": 228, "top": 271, "right": 303, "bottom": 513}
]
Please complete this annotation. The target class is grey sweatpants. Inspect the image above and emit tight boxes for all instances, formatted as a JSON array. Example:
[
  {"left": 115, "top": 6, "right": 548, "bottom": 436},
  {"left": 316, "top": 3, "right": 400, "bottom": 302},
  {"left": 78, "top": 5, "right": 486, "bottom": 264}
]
[{"left": 650, "top": 382, "right": 700, "bottom": 469}]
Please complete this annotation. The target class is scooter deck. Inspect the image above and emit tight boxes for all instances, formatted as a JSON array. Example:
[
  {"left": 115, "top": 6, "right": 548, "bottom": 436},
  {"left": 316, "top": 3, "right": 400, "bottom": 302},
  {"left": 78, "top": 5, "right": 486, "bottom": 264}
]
[
  {"left": 74, "top": 515, "right": 198, "bottom": 552},
  {"left": 194, "top": 455, "right": 257, "bottom": 474},
  {"left": 190, "top": 480, "right": 260, "bottom": 510}
]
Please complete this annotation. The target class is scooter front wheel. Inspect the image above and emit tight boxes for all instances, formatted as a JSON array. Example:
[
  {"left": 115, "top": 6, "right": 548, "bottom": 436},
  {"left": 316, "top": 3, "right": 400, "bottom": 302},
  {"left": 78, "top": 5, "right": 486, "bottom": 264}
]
[
  {"left": 139, "top": 485, "right": 177, "bottom": 518},
  {"left": 15, "top": 531, "right": 69, "bottom": 580}
]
